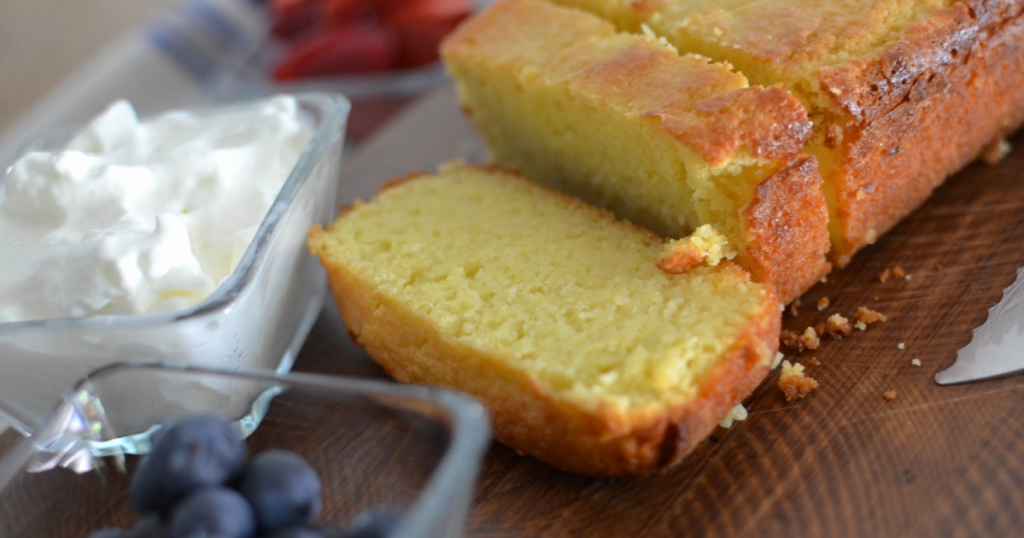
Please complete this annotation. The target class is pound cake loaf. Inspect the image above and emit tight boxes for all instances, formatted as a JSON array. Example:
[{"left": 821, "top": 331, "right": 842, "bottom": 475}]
[
  {"left": 308, "top": 164, "right": 780, "bottom": 475},
  {"left": 547, "top": 0, "right": 1024, "bottom": 264},
  {"left": 440, "top": 0, "right": 830, "bottom": 304}
]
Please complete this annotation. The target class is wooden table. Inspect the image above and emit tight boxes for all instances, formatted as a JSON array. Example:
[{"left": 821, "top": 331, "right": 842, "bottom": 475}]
[{"left": 3, "top": 85, "right": 1024, "bottom": 537}]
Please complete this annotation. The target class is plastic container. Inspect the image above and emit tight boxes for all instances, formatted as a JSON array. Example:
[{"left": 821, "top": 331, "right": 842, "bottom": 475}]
[
  {"left": 0, "top": 93, "right": 350, "bottom": 435},
  {"left": 0, "top": 361, "right": 490, "bottom": 538}
]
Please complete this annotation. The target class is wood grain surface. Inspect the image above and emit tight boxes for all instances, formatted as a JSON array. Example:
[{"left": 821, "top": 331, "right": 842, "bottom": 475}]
[{"left": 3, "top": 85, "right": 1024, "bottom": 537}]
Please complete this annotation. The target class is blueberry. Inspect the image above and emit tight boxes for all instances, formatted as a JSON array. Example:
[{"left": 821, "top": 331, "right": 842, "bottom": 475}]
[
  {"left": 86, "top": 528, "right": 128, "bottom": 538},
  {"left": 238, "top": 450, "right": 321, "bottom": 534},
  {"left": 132, "top": 414, "right": 246, "bottom": 514},
  {"left": 342, "top": 508, "right": 404, "bottom": 538},
  {"left": 128, "top": 513, "right": 171, "bottom": 538},
  {"left": 170, "top": 488, "right": 256, "bottom": 538}
]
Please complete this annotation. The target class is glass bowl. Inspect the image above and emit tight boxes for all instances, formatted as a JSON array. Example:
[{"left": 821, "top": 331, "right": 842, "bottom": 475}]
[
  {"left": 0, "top": 361, "right": 490, "bottom": 538},
  {"left": 152, "top": 0, "right": 492, "bottom": 143},
  {"left": 0, "top": 93, "right": 350, "bottom": 435}
]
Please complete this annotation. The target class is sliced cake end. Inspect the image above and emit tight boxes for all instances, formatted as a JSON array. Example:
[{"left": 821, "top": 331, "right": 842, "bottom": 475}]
[{"left": 309, "top": 164, "right": 781, "bottom": 475}]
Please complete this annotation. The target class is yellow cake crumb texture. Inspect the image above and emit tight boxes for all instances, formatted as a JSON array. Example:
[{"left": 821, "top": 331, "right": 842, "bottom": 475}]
[
  {"left": 656, "top": 224, "right": 737, "bottom": 274},
  {"left": 310, "top": 165, "right": 776, "bottom": 413},
  {"left": 779, "top": 360, "right": 819, "bottom": 401},
  {"left": 719, "top": 403, "right": 748, "bottom": 428}
]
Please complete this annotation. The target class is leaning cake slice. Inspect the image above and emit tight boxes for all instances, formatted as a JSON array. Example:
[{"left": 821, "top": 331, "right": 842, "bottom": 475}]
[
  {"left": 441, "top": 0, "right": 831, "bottom": 303},
  {"left": 309, "top": 164, "right": 780, "bottom": 475}
]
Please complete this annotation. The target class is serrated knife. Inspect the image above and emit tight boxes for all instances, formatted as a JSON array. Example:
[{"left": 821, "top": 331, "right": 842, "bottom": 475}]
[{"left": 935, "top": 265, "right": 1024, "bottom": 385}]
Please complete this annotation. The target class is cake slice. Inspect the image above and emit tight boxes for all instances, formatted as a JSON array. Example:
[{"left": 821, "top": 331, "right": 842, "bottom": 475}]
[
  {"left": 308, "top": 164, "right": 780, "bottom": 475},
  {"left": 440, "top": 0, "right": 830, "bottom": 304},
  {"left": 549, "top": 0, "right": 1024, "bottom": 264}
]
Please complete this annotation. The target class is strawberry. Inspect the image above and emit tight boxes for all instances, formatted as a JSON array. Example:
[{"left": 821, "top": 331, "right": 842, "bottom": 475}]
[
  {"left": 323, "top": 0, "right": 395, "bottom": 26},
  {"left": 272, "top": 24, "right": 400, "bottom": 80},
  {"left": 269, "top": 0, "right": 327, "bottom": 40},
  {"left": 382, "top": 0, "right": 471, "bottom": 68}
]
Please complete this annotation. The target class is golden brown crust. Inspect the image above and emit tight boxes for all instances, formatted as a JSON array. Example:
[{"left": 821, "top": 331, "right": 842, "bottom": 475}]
[
  {"left": 655, "top": 242, "right": 705, "bottom": 274},
  {"left": 816, "top": 0, "right": 1024, "bottom": 263},
  {"left": 442, "top": 0, "right": 812, "bottom": 166},
  {"left": 314, "top": 254, "right": 779, "bottom": 475},
  {"left": 379, "top": 171, "right": 430, "bottom": 192},
  {"left": 741, "top": 156, "right": 831, "bottom": 304},
  {"left": 651, "top": 284, "right": 778, "bottom": 469},
  {"left": 649, "top": 85, "right": 812, "bottom": 166}
]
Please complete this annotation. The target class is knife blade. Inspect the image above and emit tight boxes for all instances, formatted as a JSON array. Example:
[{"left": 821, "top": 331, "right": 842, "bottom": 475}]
[{"left": 935, "top": 265, "right": 1024, "bottom": 385}]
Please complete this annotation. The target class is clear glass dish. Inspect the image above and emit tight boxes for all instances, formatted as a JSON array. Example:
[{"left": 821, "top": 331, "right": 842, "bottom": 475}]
[
  {"left": 0, "top": 361, "right": 490, "bottom": 538},
  {"left": 170, "top": 0, "right": 493, "bottom": 143},
  {"left": 206, "top": 0, "right": 492, "bottom": 101},
  {"left": 0, "top": 93, "right": 351, "bottom": 435}
]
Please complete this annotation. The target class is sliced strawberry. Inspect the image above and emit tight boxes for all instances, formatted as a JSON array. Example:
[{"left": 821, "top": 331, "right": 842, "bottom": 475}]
[
  {"left": 380, "top": 0, "right": 471, "bottom": 23},
  {"left": 383, "top": 0, "right": 471, "bottom": 68},
  {"left": 323, "top": 0, "right": 396, "bottom": 26},
  {"left": 269, "top": 0, "right": 327, "bottom": 40},
  {"left": 272, "top": 24, "right": 400, "bottom": 80}
]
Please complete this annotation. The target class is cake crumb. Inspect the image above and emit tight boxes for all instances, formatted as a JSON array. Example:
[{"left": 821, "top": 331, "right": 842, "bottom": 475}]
[
  {"left": 809, "top": 358, "right": 822, "bottom": 366},
  {"left": 981, "top": 137, "right": 1012, "bottom": 165},
  {"left": 820, "top": 276, "right": 828, "bottom": 284},
  {"left": 817, "top": 297, "right": 830, "bottom": 311},
  {"left": 656, "top": 224, "right": 735, "bottom": 274},
  {"left": 855, "top": 306, "right": 887, "bottom": 325},
  {"left": 855, "top": 188, "right": 867, "bottom": 200},
  {"left": 789, "top": 298, "right": 802, "bottom": 317},
  {"left": 779, "top": 361, "right": 819, "bottom": 401},
  {"left": 719, "top": 403, "right": 748, "bottom": 428},
  {"left": 801, "top": 326, "right": 820, "bottom": 350},
  {"left": 911, "top": 359, "right": 922, "bottom": 366},
  {"left": 855, "top": 321, "right": 867, "bottom": 331},
  {"left": 883, "top": 390, "right": 897, "bottom": 401},
  {"left": 780, "top": 327, "right": 820, "bottom": 353},
  {"left": 898, "top": 342, "right": 905, "bottom": 350},
  {"left": 879, "top": 268, "right": 891, "bottom": 283},
  {"left": 772, "top": 351, "right": 785, "bottom": 369},
  {"left": 816, "top": 314, "right": 852, "bottom": 340},
  {"left": 892, "top": 267, "right": 906, "bottom": 279},
  {"left": 780, "top": 330, "right": 805, "bottom": 353},
  {"left": 830, "top": 87, "right": 843, "bottom": 96}
]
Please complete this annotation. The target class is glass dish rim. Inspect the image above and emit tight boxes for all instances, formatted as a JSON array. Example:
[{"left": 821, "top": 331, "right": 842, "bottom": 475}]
[
  {"left": 0, "top": 92, "right": 351, "bottom": 334},
  {"left": 0, "top": 360, "right": 492, "bottom": 538}
]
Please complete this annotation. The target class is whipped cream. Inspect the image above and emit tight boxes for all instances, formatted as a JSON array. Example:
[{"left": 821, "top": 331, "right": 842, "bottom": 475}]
[{"left": 0, "top": 96, "right": 312, "bottom": 323}]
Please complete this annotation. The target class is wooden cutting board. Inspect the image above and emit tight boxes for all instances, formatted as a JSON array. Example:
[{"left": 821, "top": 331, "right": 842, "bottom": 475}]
[{"left": 301, "top": 85, "right": 1024, "bottom": 537}]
